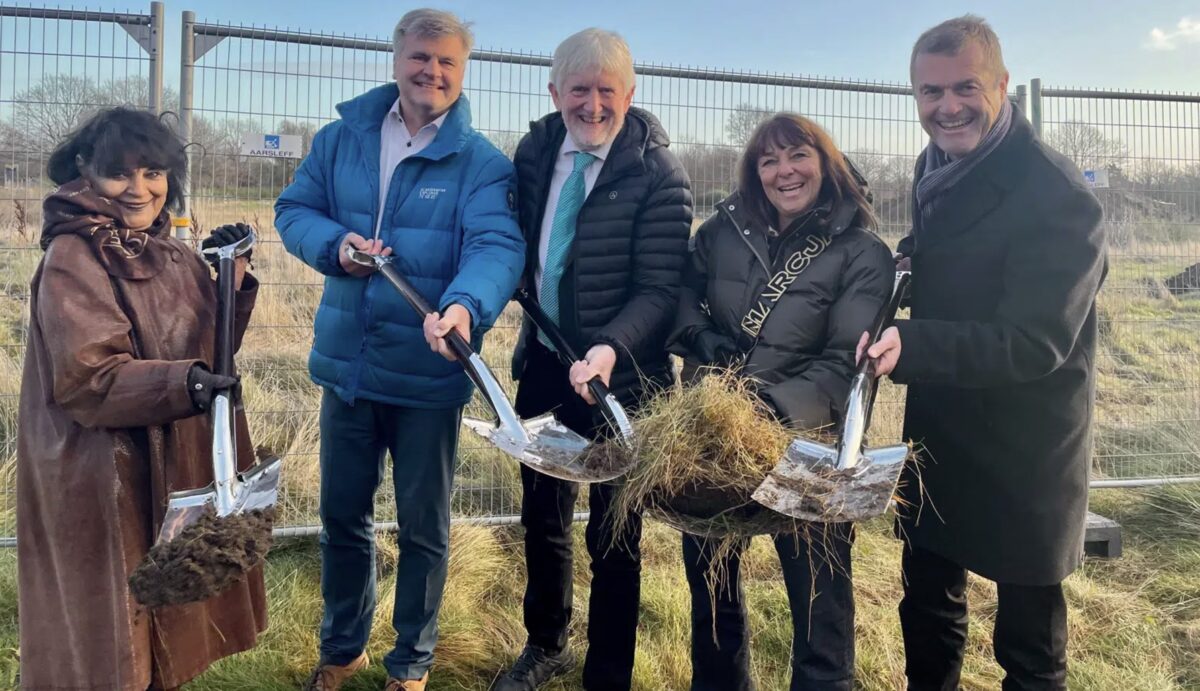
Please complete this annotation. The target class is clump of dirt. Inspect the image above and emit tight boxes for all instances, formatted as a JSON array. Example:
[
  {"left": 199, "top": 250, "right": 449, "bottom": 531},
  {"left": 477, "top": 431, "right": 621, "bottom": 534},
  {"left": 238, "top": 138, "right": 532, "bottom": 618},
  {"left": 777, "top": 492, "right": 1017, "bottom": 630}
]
[
  {"left": 129, "top": 507, "right": 274, "bottom": 608},
  {"left": 1165, "top": 262, "right": 1200, "bottom": 294}
]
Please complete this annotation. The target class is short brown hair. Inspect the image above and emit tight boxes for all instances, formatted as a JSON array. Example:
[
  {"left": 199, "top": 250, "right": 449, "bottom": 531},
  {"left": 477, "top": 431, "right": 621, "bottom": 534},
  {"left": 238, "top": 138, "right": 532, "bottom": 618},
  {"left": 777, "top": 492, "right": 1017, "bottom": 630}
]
[
  {"left": 910, "top": 15, "right": 1007, "bottom": 86},
  {"left": 737, "top": 113, "right": 877, "bottom": 231}
]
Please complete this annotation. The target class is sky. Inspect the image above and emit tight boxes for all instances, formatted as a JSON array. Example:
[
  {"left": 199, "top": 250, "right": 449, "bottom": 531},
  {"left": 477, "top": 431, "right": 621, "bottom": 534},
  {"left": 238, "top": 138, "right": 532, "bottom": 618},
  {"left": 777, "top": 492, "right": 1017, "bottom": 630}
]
[{"left": 170, "top": 0, "right": 1199, "bottom": 93}]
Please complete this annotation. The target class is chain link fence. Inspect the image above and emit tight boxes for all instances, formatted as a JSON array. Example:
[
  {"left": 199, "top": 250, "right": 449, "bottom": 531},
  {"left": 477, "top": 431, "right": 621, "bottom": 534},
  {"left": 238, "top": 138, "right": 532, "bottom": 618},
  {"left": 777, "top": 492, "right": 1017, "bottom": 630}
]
[{"left": 0, "top": 4, "right": 1197, "bottom": 540}]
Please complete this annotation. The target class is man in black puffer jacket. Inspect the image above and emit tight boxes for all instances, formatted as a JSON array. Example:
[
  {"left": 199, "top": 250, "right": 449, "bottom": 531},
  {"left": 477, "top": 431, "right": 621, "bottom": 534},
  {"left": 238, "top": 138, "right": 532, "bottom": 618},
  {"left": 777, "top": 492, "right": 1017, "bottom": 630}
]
[{"left": 496, "top": 28, "right": 692, "bottom": 691}]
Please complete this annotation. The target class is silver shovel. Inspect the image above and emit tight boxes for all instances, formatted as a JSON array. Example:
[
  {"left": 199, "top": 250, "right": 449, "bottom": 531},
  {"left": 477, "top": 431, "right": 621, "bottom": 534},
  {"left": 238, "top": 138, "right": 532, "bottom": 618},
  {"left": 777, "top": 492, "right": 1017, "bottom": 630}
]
[
  {"left": 157, "top": 229, "right": 283, "bottom": 542},
  {"left": 344, "top": 247, "right": 630, "bottom": 482},
  {"left": 751, "top": 271, "right": 912, "bottom": 523}
]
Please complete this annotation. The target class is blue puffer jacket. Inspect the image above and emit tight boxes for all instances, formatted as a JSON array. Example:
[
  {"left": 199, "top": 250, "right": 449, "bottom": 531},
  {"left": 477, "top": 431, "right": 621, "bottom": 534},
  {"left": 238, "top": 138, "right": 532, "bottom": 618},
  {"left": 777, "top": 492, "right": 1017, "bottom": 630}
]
[{"left": 275, "top": 84, "right": 524, "bottom": 408}]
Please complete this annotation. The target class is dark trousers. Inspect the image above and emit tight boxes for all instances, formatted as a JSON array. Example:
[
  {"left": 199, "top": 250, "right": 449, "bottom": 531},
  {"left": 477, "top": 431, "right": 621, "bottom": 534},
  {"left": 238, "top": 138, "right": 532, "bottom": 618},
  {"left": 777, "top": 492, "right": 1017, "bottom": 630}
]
[
  {"left": 899, "top": 544, "right": 1068, "bottom": 691},
  {"left": 682, "top": 526, "right": 856, "bottom": 691},
  {"left": 516, "top": 341, "right": 643, "bottom": 691},
  {"left": 316, "top": 387, "right": 461, "bottom": 681}
]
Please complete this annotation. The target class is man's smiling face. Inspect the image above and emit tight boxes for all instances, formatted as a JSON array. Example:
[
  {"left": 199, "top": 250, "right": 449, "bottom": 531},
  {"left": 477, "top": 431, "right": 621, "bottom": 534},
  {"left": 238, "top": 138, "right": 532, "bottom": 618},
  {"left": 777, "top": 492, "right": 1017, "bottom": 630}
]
[{"left": 913, "top": 41, "right": 1009, "bottom": 158}]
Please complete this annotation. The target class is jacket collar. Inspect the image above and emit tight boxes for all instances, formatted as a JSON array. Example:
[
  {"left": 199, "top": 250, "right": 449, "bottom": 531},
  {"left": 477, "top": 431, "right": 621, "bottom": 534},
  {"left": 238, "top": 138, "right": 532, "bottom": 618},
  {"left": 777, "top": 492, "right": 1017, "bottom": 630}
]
[
  {"left": 336, "top": 83, "right": 475, "bottom": 163},
  {"left": 714, "top": 185, "right": 861, "bottom": 240},
  {"left": 526, "top": 107, "right": 669, "bottom": 185}
]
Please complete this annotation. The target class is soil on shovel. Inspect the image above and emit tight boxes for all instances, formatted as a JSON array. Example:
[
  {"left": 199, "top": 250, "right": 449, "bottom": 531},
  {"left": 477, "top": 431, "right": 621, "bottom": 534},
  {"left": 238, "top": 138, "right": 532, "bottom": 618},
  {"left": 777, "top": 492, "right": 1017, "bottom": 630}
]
[{"left": 129, "top": 507, "right": 274, "bottom": 608}]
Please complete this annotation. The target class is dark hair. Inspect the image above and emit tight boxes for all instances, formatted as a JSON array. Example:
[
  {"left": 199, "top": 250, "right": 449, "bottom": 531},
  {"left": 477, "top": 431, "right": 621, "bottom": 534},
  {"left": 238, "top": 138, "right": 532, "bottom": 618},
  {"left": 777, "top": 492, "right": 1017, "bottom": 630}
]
[
  {"left": 46, "top": 107, "right": 188, "bottom": 212},
  {"left": 737, "top": 113, "right": 877, "bottom": 231}
]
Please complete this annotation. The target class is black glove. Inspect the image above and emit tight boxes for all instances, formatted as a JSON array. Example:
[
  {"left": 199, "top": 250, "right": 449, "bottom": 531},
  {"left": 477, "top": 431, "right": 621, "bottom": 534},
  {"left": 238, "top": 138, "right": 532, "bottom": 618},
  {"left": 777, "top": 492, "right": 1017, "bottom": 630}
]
[
  {"left": 691, "top": 329, "right": 742, "bottom": 368},
  {"left": 200, "top": 223, "right": 253, "bottom": 266},
  {"left": 187, "top": 365, "right": 240, "bottom": 412}
]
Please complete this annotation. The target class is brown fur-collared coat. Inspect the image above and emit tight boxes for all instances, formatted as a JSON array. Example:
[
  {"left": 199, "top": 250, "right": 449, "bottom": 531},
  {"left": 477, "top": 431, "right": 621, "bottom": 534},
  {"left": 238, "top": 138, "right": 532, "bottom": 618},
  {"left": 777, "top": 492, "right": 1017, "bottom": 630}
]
[{"left": 17, "top": 225, "right": 267, "bottom": 690}]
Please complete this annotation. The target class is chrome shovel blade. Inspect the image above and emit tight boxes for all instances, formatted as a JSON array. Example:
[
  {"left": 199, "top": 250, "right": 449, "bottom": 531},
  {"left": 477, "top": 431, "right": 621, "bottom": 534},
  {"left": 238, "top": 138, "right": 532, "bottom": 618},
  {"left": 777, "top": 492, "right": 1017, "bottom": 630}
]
[
  {"left": 752, "top": 441, "right": 910, "bottom": 523},
  {"left": 462, "top": 414, "right": 632, "bottom": 483},
  {"left": 157, "top": 455, "right": 283, "bottom": 543}
]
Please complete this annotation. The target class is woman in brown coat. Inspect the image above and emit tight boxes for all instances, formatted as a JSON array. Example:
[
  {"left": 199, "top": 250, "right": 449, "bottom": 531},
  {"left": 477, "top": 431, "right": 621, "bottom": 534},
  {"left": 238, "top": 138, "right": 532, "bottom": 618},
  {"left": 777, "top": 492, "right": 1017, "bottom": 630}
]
[{"left": 17, "top": 107, "right": 267, "bottom": 690}]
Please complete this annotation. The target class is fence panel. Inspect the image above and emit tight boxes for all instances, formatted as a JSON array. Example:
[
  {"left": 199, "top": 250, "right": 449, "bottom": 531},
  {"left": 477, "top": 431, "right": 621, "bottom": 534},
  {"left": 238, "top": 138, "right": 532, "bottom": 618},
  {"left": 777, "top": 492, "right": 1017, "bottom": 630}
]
[
  {"left": 178, "top": 18, "right": 943, "bottom": 532},
  {"left": 1038, "top": 87, "right": 1200, "bottom": 486},
  {"left": 0, "top": 2, "right": 163, "bottom": 545},
  {"left": 2, "top": 6, "right": 1198, "bottom": 544}
]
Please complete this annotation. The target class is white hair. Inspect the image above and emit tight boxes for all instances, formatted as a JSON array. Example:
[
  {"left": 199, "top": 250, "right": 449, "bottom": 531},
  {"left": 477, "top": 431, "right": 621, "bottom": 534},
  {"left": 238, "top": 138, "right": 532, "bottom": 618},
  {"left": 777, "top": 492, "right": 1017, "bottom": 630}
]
[
  {"left": 549, "top": 28, "right": 635, "bottom": 93},
  {"left": 392, "top": 8, "right": 473, "bottom": 56}
]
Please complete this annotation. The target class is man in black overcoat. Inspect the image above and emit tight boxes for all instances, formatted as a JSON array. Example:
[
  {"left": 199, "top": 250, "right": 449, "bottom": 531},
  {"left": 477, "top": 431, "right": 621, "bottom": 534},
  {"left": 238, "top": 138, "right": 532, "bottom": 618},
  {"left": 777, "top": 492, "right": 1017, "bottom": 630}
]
[
  {"left": 864, "top": 15, "right": 1107, "bottom": 691},
  {"left": 493, "top": 27, "right": 693, "bottom": 691}
]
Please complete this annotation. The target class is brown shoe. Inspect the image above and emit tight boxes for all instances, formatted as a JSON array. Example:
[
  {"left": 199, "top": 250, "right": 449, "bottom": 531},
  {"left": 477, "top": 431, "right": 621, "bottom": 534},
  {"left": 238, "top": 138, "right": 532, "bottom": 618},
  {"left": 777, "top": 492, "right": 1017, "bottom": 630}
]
[
  {"left": 302, "top": 652, "right": 369, "bottom": 691},
  {"left": 384, "top": 672, "right": 429, "bottom": 691}
]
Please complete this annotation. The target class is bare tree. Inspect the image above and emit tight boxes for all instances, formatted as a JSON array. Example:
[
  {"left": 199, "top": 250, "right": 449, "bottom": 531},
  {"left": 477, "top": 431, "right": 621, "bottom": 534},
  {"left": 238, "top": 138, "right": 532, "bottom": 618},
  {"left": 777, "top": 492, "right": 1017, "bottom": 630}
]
[
  {"left": 725, "top": 104, "right": 771, "bottom": 148},
  {"left": 484, "top": 130, "right": 522, "bottom": 158},
  {"left": 12, "top": 75, "right": 103, "bottom": 153},
  {"left": 1044, "top": 121, "right": 1128, "bottom": 173}
]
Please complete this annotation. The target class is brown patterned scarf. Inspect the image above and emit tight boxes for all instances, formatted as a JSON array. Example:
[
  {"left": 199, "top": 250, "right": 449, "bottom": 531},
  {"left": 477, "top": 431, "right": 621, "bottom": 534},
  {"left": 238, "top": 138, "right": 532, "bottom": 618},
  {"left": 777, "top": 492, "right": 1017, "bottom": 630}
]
[{"left": 40, "top": 177, "right": 172, "bottom": 279}]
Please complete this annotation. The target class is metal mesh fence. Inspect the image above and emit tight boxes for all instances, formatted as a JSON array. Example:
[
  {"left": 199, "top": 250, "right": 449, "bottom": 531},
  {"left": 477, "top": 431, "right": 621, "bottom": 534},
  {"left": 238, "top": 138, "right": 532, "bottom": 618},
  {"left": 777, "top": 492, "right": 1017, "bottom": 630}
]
[
  {"left": 1038, "top": 87, "right": 1200, "bottom": 486},
  {"left": 0, "top": 5, "right": 1197, "bottom": 541},
  {"left": 0, "top": 3, "right": 163, "bottom": 542},
  {"left": 178, "top": 18, "right": 942, "bottom": 531}
]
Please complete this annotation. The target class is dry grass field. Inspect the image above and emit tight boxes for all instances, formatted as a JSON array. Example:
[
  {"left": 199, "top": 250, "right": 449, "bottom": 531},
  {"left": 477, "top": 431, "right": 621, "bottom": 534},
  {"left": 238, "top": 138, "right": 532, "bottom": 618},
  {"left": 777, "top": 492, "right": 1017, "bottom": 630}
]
[{"left": 0, "top": 194, "right": 1197, "bottom": 689}]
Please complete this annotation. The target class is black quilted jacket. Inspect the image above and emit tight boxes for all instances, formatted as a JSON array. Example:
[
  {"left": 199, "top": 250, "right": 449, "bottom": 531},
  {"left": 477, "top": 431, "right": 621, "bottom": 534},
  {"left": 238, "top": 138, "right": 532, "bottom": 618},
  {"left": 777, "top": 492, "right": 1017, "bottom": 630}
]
[
  {"left": 511, "top": 107, "right": 693, "bottom": 405},
  {"left": 668, "top": 190, "right": 893, "bottom": 429}
]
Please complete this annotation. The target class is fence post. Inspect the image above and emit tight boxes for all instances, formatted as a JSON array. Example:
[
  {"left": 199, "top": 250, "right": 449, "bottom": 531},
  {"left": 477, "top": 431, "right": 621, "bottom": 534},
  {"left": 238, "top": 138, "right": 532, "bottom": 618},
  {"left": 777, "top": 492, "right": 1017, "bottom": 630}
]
[
  {"left": 148, "top": 1, "right": 164, "bottom": 114},
  {"left": 1015, "top": 83, "right": 1027, "bottom": 119},
  {"left": 179, "top": 10, "right": 195, "bottom": 234},
  {"left": 1030, "top": 78, "right": 1043, "bottom": 138}
]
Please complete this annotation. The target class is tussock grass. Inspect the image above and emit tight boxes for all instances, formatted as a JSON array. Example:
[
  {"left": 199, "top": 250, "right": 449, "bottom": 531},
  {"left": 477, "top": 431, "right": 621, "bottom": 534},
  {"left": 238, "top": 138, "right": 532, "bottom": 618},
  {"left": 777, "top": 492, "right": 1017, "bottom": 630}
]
[{"left": 597, "top": 370, "right": 800, "bottom": 539}]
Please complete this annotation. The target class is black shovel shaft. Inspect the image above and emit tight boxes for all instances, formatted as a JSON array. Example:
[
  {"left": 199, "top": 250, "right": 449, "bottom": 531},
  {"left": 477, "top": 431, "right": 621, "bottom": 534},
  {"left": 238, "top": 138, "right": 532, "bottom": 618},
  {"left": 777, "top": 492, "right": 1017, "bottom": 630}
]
[
  {"left": 215, "top": 255, "right": 237, "bottom": 377},
  {"left": 856, "top": 271, "right": 911, "bottom": 379},
  {"left": 514, "top": 287, "right": 614, "bottom": 408},
  {"left": 376, "top": 262, "right": 475, "bottom": 363},
  {"left": 372, "top": 261, "right": 497, "bottom": 406}
]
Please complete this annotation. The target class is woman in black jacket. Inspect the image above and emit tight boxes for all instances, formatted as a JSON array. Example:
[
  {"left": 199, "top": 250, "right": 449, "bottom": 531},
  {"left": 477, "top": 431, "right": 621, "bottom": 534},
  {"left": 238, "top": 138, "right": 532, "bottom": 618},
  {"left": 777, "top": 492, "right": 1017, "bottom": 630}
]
[{"left": 667, "top": 113, "right": 894, "bottom": 690}]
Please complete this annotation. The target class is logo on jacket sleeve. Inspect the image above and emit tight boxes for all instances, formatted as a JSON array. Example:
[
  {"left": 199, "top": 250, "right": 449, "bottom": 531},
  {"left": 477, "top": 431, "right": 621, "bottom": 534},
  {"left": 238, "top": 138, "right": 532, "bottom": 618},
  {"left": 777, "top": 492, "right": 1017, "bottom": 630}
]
[{"left": 419, "top": 187, "right": 447, "bottom": 200}]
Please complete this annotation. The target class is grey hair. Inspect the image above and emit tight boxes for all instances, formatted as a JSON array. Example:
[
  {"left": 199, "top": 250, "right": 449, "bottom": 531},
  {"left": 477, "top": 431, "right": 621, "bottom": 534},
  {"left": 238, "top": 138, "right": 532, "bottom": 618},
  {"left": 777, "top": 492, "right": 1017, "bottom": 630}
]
[
  {"left": 549, "top": 28, "right": 635, "bottom": 93},
  {"left": 910, "top": 14, "right": 1007, "bottom": 85},
  {"left": 392, "top": 8, "right": 473, "bottom": 57}
]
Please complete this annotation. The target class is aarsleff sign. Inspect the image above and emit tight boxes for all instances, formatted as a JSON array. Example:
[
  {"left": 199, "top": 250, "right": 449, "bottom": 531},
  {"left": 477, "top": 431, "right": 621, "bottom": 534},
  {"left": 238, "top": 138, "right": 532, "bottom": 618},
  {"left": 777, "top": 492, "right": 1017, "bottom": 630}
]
[{"left": 239, "top": 133, "right": 302, "bottom": 159}]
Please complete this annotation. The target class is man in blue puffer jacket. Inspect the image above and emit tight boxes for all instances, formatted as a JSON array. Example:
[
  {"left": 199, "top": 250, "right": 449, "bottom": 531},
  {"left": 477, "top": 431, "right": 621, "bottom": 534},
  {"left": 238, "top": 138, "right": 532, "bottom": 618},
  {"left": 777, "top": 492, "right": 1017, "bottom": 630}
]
[{"left": 274, "top": 9, "right": 524, "bottom": 691}]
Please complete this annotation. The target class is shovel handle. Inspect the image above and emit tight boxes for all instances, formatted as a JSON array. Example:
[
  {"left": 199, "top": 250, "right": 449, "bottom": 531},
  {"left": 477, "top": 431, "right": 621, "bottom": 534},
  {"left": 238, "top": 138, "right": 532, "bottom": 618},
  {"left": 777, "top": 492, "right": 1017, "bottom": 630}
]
[
  {"left": 514, "top": 287, "right": 616, "bottom": 412},
  {"left": 857, "top": 271, "right": 911, "bottom": 379},
  {"left": 344, "top": 246, "right": 475, "bottom": 362}
]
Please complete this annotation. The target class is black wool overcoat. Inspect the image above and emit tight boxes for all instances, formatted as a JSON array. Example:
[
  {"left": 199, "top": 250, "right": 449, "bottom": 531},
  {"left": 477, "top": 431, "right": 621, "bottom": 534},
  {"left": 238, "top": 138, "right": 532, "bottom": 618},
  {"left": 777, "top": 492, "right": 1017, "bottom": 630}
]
[{"left": 891, "top": 114, "right": 1107, "bottom": 585}]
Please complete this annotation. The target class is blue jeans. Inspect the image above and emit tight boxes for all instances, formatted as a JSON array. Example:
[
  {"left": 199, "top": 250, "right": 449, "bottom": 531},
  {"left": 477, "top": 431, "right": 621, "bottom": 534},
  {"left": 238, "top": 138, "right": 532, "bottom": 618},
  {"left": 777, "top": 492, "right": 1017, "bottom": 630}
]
[{"left": 316, "top": 387, "right": 461, "bottom": 681}]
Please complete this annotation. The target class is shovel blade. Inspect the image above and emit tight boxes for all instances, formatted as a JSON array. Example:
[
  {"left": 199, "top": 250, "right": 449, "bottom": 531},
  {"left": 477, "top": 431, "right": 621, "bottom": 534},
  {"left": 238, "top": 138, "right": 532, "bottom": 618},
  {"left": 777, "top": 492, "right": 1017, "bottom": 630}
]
[
  {"left": 753, "top": 442, "right": 910, "bottom": 523},
  {"left": 157, "top": 455, "right": 283, "bottom": 543},
  {"left": 462, "top": 415, "right": 634, "bottom": 482}
]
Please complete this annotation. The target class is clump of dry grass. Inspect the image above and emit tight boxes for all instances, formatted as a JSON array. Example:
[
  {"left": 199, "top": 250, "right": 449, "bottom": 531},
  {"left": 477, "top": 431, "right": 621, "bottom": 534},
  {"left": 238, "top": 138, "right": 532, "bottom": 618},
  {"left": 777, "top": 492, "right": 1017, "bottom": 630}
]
[{"left": 593, "top": 369, "right": 812, "bottom": 541}]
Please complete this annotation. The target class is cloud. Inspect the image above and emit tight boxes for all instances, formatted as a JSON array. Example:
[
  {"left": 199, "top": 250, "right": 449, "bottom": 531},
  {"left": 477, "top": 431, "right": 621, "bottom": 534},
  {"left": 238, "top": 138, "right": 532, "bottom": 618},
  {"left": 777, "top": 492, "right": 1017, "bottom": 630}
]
[{"left": 1147, "top": 17, "right": 1200, "bottom": 50}]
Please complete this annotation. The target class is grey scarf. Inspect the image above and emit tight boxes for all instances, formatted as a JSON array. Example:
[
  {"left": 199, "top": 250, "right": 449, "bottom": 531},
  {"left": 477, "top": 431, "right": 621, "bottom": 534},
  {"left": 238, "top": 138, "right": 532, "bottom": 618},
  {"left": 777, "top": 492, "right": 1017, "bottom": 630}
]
[{"left": 914, "top": 98, "right": 1013, "bottom": 226}]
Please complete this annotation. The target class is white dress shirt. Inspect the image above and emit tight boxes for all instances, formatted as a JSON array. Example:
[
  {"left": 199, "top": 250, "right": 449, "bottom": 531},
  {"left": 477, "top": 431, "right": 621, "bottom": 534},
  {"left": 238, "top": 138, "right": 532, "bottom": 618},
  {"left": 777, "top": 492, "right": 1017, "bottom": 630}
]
[
  {"left": 374, "top": 98, "right": 449, "bottom": 237},
  {"left": 535, "top": 134, "right": 613, "bottom": 295}
]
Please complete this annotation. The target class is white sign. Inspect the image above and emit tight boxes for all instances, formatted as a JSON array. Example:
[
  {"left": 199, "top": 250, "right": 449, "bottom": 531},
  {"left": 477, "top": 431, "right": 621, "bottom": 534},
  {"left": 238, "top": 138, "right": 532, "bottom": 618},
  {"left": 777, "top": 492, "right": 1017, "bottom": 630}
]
[
  {"left": 1083, "top": 168, "right": 1110, "bottom": 189},
  {"left": 239, "top": 133, "right": 302, "bottom": 159}
]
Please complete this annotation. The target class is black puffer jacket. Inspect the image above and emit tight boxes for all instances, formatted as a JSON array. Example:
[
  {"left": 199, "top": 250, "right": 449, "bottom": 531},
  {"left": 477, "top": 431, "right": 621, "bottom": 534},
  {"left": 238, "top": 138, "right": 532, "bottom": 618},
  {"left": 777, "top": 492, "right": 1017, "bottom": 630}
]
[
  {"left": 668, "top": 191, "right": 893, "bottom": 428},
  {"left": 511, "top": 108, "right": 693, "bottom": 404}
]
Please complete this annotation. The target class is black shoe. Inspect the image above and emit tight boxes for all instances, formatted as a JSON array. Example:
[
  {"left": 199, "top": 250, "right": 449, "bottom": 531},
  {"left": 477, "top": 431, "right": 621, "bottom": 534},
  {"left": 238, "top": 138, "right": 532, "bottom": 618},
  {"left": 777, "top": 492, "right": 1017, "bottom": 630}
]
[{"left": 493, "top": 645, "right": 575, "bottom": 690}]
